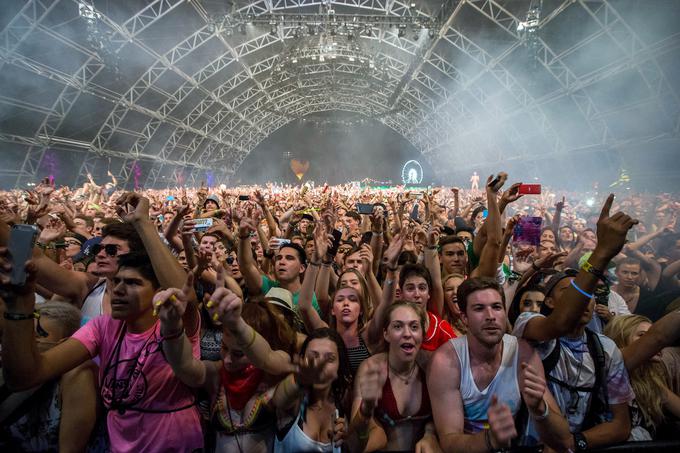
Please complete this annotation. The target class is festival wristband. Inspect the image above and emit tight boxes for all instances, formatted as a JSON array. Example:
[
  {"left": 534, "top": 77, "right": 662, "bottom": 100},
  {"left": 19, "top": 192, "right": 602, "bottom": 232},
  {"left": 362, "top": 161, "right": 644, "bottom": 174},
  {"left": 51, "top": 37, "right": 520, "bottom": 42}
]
[{"left": 570, "top": 279, "right": 594, "bottom": 299}]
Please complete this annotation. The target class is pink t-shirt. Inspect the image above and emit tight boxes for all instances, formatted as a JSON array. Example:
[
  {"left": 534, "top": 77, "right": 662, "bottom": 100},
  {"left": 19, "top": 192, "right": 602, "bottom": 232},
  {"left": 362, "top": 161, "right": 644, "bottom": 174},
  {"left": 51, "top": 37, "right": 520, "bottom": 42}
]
[{"left": 72, "top": 316, "right": 203, "bottom": 453}]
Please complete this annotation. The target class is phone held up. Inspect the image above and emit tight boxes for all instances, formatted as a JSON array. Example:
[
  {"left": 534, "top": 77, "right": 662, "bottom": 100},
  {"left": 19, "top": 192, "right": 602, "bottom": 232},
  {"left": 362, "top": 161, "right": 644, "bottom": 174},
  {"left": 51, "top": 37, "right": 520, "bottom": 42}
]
[
  {"left": 9, "top": 224, "right": 40, "bottom": 285},
  {"left": 518, "top": 184, "right": 541, "bottom": 195}
]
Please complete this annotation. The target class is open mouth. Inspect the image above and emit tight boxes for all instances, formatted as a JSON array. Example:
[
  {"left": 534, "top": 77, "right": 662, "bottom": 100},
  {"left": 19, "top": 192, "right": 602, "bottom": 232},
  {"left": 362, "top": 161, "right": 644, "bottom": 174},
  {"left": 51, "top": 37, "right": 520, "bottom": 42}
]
[
  {"left": 341, "top": 308, "right": 351, "bottom": 315},
  {"left": 400, "top": 343, "right": 415, "bottom": 353},
  {"left": 111, "top": 299, "right": 127, "bottom": 307}
]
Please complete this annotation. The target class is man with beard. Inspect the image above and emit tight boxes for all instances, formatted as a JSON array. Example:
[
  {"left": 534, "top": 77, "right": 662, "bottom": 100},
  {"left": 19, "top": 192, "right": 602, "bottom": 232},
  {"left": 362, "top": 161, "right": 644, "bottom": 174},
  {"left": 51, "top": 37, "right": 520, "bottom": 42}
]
[{"left": 428, "top": 277, "right": 572, "bottom": 452}]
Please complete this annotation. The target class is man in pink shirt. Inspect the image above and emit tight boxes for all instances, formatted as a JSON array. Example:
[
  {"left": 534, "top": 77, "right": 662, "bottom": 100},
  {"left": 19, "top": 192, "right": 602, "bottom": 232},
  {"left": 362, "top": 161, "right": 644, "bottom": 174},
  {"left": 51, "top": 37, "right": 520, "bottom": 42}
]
[{"left": 1, "top": 193, "right": 202, "bottom": 453}]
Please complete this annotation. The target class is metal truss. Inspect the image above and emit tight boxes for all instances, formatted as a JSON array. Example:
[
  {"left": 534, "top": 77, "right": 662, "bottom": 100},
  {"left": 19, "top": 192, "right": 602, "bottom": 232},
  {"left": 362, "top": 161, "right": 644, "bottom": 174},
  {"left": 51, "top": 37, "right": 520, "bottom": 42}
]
[{"left": 6, "top": 0, "right": 185, "bottom": 188}]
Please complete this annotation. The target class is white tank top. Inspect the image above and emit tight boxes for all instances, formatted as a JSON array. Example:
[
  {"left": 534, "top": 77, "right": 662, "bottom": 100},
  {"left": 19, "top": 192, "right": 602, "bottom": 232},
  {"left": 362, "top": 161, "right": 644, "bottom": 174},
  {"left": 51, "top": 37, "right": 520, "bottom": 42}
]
[
  {"left": 81, "top": 279, "right": 106, "bottom": 325},
  {"left": 451, "top": 334, "right": 522, "bottom": 433},
  {"left": 274, "top": 398, "right": 340, "bottom": 453}
]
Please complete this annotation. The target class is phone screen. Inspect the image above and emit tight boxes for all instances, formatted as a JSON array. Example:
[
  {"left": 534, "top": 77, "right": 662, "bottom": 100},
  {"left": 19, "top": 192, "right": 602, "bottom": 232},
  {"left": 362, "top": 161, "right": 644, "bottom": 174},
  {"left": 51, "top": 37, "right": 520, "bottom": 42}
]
[
  {"left": 512, "top": 216, "right": 542, "bottom": 247},
  {"left": 9, "top": 224, "right": 39, "bottom": 285}
]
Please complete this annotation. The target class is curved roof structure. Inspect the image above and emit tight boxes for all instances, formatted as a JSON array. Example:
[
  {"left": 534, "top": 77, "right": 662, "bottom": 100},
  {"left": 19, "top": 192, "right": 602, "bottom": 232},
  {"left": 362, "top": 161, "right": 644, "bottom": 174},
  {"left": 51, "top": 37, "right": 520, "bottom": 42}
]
[{"left": 0, "top": 0, "right": 678, "bottom": 189}]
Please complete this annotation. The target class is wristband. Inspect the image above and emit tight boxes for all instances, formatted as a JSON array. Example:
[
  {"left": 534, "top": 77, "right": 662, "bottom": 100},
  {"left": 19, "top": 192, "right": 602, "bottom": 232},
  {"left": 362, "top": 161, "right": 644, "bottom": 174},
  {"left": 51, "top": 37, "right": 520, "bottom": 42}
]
[
  {"left": 581, "top": 260, "right": 607, "bottom": 281},
  {"left": 3, "top": 311, "right": 38, "bottom": 321},
  {"left": 238, "top": 233, "right": 250, "bottom": 240},
  {"left": 570, "top": 279, "right": 594, "bottom": 299},
  {"left": 387, "top": 265, "right": 398, "bottom": 272},
  {"left": 238, "top": 326, "right": 257, "bottom": 349},
  {"left": 322, "top": 259, "right": 333, "bottom": 265},
  {"left": 161, "top": 328, "right": 185, "bottom": 342},
  {"left": 309, "top": 261, "right": 321, "bottom": 267},
  {"left": 531, "top": 398, "right": 550, "bottom": 421}
]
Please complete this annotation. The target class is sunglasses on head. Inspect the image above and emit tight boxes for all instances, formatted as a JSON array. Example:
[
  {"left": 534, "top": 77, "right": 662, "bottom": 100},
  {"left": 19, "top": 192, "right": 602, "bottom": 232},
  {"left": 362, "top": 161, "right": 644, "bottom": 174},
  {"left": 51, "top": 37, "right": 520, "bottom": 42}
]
[{"left": 91, "top": 243, "right": 119, "bottom": 257}]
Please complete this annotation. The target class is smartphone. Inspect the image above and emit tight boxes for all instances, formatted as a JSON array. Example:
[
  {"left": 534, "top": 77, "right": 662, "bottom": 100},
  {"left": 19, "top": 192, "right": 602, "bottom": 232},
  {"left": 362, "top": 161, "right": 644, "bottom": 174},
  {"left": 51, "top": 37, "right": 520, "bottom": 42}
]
[
  {"left": 512, "top": 216, "right": 542, "bottom": 247},
  {"left": 238, "top": 195, "right": 250, "bottom": 201},
  {"left": 9, "top": 224, "right": 39, "bottom": 285},
  {"left": 518, "top": 184, "right": 541, "bottom": 195},
  {"left": 482, "top": 209, "right": 488, "bottom": 220},
  {"left": 360, "top": 231, "right": 373, "bottom": 245},
  {"left": 193, "top": 217, "right": 214, "bottom": 232},
  {"left": 410, "top": 203, "right": 420, "bottom": 222},
  {"left": 356, "top": 203, "right": 374, "bottom": 215},
  {"left": 327, "top": 229, "right": 343, "bottom": 256},
  {"left": 275, "top": 238, "right": 291, "bottom": 247}
]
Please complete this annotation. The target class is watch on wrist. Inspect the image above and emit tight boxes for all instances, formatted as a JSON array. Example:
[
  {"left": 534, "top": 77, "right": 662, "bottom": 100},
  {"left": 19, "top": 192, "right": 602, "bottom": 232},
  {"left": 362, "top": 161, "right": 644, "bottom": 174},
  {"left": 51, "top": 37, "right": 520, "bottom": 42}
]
[{"left": 573, "top": 432, "right": 588, "bottom": 451}]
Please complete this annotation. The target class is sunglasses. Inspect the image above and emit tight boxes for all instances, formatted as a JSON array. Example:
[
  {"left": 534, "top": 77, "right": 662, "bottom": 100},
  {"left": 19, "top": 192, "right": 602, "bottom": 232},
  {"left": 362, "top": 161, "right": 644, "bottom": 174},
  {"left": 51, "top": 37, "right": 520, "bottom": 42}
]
[
  {"left": 226, "top": 256, "right": 235, "bottom": 265},
  {"left": 91, "top": 243, "right": 120, "bottom": 257}
]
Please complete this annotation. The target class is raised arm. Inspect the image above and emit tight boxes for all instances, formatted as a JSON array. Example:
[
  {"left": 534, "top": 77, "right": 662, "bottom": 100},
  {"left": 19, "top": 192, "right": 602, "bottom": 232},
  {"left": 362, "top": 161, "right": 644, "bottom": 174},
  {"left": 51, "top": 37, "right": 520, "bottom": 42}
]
[
  {"left": 298, "top": 225, "right": 329, "bottom": 332},
  {"left": 423, "top": 225, "right": 444, "bottom": 317},
  {"left": 1, "top": 257, "right": 91, "bottom": 391},
  {"left": 156, "top": 273, "right": 208, "bottom": 387},
  {"left": 471, "top": 175, "right": 504, "bottom": 278},
  {"left": 209, "top": 284, "right": 295, "bottom": 376},
  {"left": 116, "top": 192, "right": 199, "bottom": 335},
  {"left": 521, "top": 195, "right": 638, "bottom": 342},
  {"left": 235, "top": 212, "right": 264, "bottom": 296},
  {"left": 366, "top": 234, "right": 403, "bottom": 348},
  {"left": 619, "top": 308, "right": 680, "bottom": 371}
]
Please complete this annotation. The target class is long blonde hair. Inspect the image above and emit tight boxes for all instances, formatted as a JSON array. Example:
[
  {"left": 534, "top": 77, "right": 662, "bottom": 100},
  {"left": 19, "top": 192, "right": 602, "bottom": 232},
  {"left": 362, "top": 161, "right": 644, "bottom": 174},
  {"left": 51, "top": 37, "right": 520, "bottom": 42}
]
[{"left": 604, "top": 315, "right": 669, "bottom": 431}]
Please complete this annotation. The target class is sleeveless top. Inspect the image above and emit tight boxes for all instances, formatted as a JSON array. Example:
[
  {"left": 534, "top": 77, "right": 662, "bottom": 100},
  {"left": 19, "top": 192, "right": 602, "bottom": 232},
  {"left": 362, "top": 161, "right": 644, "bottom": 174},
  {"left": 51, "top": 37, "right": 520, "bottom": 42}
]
[
  {"left": 81, "top": 278, "right": 107, "bottom": 325},
  {"left": 375, "top": 367, "right": 431, "bottom": 428},
  {"left": 274, "top": 397, "right": 341, "bottom": 453},
  {"left": 451, "top": 334, "right": 521, "bottom": 433},
  {"left": 346, "top": 335, "right": 370, "bottom": 375}
]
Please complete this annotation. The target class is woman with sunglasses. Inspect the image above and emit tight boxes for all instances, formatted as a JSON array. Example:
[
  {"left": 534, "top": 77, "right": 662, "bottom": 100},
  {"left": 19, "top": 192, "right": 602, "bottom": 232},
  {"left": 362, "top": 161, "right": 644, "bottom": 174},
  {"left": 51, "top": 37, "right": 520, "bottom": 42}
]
[
  {"left": 0, "top": 302, "right": 99, "bottom": 452},
  {"left": 158, "top": 265, "right": 298, "bottom": 453}
]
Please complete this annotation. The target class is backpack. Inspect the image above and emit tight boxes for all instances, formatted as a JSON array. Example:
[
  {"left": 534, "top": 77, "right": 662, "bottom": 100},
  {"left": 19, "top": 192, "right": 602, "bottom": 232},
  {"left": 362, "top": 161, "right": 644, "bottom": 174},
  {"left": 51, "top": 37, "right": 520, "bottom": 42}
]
[{"left": 542, "top": 328, "right": 610, "bottom": 429}]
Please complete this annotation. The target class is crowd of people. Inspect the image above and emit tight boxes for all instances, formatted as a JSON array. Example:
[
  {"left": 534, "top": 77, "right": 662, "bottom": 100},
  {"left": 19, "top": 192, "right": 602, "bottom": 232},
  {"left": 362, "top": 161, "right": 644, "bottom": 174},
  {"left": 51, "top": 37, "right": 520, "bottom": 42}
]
[{"left": 0, "top": 172, "right": 679, "bottom": 453}]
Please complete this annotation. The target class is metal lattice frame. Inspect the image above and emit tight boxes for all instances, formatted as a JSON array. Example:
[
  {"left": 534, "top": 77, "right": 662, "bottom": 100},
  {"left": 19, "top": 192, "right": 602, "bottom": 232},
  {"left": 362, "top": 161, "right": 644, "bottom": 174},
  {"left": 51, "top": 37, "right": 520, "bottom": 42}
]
[{"left": 0, "top": 0, "right": 677, "bottom": 187}]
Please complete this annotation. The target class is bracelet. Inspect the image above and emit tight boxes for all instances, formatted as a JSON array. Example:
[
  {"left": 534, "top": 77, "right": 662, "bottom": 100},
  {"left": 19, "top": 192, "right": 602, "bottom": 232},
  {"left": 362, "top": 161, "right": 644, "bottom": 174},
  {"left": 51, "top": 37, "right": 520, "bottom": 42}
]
[
  {"left": 309, "top": 261, "right": 321, "bottom": 267},
  {"left": 570, "top": 279, "right": 594, "bottom": 299},
  {"left": 238, "top": 326, "right": 257, "bottom": 349},
  {"left": 238, "top": 234, "right": 250, "bottom": 240},
  {"left": 581, "top": 260, "right": 607, "bottom": 282},
  {"left": 531, "top": 398, "right": 550, "bottom": 421},
  {"left": 3, "top": 311, "right": 38, "bottom": 321},
  {"left": 387, "top": 265, "right": 398, "bottom": 272},
  {"left": 322, "top": 259, "right": 333, "bottom": 266},
  {"left": 161, "top": 328, "right": 185, "bottom": 342}
]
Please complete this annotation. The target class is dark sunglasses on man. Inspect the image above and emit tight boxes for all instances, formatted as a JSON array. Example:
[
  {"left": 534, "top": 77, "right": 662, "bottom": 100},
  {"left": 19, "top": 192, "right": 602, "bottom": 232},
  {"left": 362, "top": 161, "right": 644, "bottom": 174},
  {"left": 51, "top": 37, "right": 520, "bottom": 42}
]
[{"left": 90, "top": 243, "right": 120, "bottom": 257}]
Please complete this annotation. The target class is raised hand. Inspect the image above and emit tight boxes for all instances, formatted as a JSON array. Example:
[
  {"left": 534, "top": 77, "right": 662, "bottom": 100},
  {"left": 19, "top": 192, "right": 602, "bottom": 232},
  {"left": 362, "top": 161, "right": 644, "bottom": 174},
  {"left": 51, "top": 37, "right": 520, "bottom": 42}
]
[
  {"left": 487, "top": 394, "right": 517, "bottom": 449},
  {"left": 154, "top": 273, "right": 194, "bottom": 334},
  {"left": 358, "top": 360, "right": 388, "bottom": 416},
  {"left": 534, "top": 251, "right": 568, "bottom": 270},
  {"left": 383, "top": 233, "right": 404, "bottom": 268},
  {"left": 594, "top": 194, "right": 638, "bottom": 260},
  {"left": 500, "top": 182, "right": 523, "bottom": 206},
  {"left": 313, "top": 224, "right": 332, "bottom": 262},
  {"left": 487, "top": 172, "right": 508, "bottom": 194},
  {"left": 115, "top": 192, "right": 150, "bottom": 223},
  {"left": 519, "top": 362, "right": 547, "bottom": 416},
  {"left": 205, "top": 265, "right": 242, "bottom": 328}
]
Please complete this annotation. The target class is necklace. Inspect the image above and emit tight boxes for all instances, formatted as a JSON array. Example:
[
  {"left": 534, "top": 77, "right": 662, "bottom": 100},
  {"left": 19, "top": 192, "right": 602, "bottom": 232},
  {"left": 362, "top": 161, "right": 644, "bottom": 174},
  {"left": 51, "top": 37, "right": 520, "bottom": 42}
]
[{"left": 388, "top": 358, "right": 417, "bottom": 385}]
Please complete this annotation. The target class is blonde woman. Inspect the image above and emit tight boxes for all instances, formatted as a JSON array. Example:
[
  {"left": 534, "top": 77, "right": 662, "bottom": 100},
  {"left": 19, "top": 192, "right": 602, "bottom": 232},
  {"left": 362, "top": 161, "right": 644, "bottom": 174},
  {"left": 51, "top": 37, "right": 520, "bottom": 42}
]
[{"left": 605, "top": 314, "right": 680, "bottom": 439}]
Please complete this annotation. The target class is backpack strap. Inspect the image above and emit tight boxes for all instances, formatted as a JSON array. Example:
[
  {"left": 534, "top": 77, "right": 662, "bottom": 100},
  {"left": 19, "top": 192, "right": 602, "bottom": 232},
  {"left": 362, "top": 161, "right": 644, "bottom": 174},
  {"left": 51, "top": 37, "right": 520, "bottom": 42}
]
[
  {"left": 542, "top": 339, "right": 561, "bottom": 376},
  {"left": 585, "top": 328, "right": 609, "bottom": 415}
]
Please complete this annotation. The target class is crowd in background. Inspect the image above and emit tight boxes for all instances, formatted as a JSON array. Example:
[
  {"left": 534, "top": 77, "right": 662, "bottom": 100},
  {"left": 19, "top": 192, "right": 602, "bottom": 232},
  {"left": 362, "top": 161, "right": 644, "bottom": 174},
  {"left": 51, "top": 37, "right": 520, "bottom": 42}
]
[{"left": 0, "top": 172, "right": 679, "bottom": 453}]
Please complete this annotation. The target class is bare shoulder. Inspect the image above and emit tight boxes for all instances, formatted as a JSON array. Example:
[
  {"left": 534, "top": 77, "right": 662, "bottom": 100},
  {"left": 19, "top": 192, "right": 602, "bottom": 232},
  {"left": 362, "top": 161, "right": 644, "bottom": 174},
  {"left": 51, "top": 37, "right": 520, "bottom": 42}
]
[
  {"left": 429, "top": 341, "right": 460, "bottom": 386},
  {"left": 61, "top": 360, "right": 97, "bottom": 389}
]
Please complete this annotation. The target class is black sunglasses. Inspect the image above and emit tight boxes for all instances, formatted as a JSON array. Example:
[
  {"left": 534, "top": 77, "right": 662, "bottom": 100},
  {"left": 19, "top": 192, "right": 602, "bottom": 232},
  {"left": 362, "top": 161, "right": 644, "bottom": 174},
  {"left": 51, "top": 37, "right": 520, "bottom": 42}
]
[
  {"left": 226, "top": 256, "right": 235, "bottom": 265},
  {"left": 90, "top": 243, "right": 119, "bottom": 257}
]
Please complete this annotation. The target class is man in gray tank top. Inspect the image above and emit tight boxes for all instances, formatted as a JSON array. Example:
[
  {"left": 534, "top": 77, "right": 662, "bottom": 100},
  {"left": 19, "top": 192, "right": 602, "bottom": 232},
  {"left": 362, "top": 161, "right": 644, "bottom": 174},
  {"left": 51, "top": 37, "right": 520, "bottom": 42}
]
[{"left": 428, "top": 277, "right": 572, "bottom": 453}]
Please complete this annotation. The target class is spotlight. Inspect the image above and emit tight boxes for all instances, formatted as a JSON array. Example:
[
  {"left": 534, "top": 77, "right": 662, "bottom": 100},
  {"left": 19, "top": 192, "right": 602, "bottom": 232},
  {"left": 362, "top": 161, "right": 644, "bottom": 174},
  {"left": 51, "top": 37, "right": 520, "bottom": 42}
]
[
  {"left": 586, "top": 198, "right": 595, "bottom": 207},
  {"left": 428, "top": 28, "right": 436, "bottom": 39},
  {"left": 207, "top": 21, "right": 216, "bottom": 33}
]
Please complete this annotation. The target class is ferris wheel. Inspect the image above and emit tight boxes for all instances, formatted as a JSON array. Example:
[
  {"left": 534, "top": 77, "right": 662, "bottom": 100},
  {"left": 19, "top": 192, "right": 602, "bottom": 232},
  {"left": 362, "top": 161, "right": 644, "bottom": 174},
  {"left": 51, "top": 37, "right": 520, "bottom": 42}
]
[{"left": 401, "top": 160, "right": 423, "bottom": 185}]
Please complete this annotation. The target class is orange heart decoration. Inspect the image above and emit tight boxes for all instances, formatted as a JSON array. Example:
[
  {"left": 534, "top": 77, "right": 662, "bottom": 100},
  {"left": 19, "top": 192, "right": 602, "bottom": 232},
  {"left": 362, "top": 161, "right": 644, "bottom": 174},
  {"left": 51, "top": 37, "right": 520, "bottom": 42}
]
[{"left": 290, "top": 159, "right": 310, "bottom": 180}]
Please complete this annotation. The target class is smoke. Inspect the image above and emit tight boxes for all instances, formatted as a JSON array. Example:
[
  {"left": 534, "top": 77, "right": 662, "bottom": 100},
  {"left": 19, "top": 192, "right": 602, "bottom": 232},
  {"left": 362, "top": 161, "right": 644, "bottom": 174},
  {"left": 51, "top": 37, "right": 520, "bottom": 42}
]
[{"left": 0, "top": 1, "right": 677, "bottom": 191}]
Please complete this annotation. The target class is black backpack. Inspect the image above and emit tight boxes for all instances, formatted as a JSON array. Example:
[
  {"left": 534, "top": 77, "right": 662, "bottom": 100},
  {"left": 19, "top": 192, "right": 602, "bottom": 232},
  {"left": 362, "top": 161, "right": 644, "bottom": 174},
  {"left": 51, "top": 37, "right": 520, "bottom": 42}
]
[{"left": 542, "top": 328, "right": 610, "bottom": 430}]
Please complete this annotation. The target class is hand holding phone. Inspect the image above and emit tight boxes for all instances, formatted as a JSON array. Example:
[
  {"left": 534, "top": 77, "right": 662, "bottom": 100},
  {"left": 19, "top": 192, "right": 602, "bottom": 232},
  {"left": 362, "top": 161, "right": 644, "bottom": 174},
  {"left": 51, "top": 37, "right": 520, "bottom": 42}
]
[
  {"left": 9, "top": 224, "right": 40, "bottom": 285},
  {"left": 518, "top": 184, "right": 541, "bottom": 195}
]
